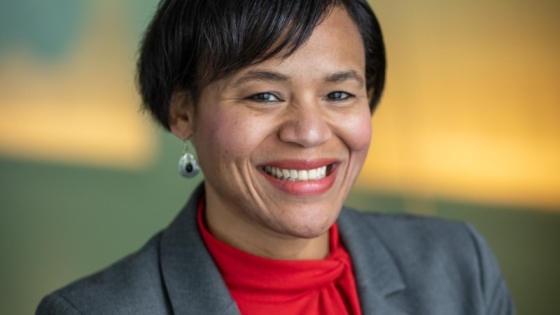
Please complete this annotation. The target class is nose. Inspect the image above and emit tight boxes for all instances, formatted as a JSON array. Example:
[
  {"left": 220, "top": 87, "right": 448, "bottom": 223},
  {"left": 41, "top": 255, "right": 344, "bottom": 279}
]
[{"left": 278, "top": 102, "right": 333, "bottom": 147}]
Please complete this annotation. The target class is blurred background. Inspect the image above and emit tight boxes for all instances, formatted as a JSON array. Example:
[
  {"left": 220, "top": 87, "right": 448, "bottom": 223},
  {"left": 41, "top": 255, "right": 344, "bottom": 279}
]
[{"left": 0, "top": 0, "right": 558, "bottom": 314}]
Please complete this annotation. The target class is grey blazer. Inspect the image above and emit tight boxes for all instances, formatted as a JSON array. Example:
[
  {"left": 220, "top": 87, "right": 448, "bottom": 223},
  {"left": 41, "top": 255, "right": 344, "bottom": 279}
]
[{"left": 37, "top": 185, "right": 514, "bottom": 315}]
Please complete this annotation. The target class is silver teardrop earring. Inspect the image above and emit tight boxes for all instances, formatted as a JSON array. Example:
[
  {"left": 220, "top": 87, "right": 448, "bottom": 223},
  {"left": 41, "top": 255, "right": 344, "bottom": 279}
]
[{"left": 178, "top": 141, "right": 200, "bottom": 178}]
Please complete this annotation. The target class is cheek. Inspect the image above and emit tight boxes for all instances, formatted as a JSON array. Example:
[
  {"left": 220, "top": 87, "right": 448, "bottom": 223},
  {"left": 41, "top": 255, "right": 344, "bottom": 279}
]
[
  {"left": 194, "top": 110, "right": 239, "bottom": 163},
  {"left": 193, "top": 108, "right": 273, "bottom": 165},
  {"left": 340, "top": 110, "right": 372, "bottom": 156}
]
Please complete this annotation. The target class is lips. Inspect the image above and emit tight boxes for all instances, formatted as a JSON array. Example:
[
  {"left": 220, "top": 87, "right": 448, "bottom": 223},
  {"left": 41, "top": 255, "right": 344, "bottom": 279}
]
[
  {"left": 263, "top": 165, "right": 328, "bottom": 181},
  {"left": 258, "top": 159, "right": 339, "bottom": 196}
]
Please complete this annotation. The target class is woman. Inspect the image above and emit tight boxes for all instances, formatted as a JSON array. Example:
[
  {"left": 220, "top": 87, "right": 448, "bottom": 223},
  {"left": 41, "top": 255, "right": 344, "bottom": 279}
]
[{"left": 37, "top": 0, "right": 514, "bottom": 314}]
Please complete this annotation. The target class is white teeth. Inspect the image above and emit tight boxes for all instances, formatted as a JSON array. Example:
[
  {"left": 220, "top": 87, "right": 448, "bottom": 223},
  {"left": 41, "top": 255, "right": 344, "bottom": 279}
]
[
  {"left": 308, "top": 169, "right": 317, "bottom": 180},
  {"left": 264, "top": 165, "right": 329, "bottom": 181},
  {"left": 289, "top": 170, "right": 298, "bottom": 179}
]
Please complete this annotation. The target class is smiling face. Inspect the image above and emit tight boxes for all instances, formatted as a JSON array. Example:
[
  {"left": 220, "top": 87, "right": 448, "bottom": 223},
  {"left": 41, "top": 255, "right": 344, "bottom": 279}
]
[{"left": 170, "top": 7, "right": 372, "bottom": 259}]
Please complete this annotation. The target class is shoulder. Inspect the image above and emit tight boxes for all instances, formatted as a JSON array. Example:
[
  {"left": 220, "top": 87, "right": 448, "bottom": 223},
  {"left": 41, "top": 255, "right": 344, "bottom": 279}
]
[
  {"left": 373, "top": 211, "right": 479, "bottom": 253},
  {"left": 340, "top": 208, "right": 514, "bottom": 314},
  {"left": 342, "top": 207, "right": 486, "bottom": 259},
  {"left": 342, "top": 208, "right": 496, "bottom": 280},
  {"left": 36, "top": 233, "right": 170, "bottom": 315}
]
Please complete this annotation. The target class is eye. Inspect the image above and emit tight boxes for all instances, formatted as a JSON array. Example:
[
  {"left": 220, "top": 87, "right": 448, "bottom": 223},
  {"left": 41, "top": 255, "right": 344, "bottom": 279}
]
[
  {"left": 326, "top": 91, "right": 354, "bottom": 101},
  {"left": 248, "top": 92, "right": 281, "bottom": 102}
]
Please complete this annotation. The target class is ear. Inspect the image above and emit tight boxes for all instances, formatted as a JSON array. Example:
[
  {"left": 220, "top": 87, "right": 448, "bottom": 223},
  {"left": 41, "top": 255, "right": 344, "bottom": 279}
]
[{"left": 168, "top": 91, "right": 195, "bottom": 141}]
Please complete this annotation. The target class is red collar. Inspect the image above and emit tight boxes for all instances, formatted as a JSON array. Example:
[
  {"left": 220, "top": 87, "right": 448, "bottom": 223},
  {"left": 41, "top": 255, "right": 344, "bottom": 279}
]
[{"left": 197, "top": 197, "right": 362, "bottom": 314}]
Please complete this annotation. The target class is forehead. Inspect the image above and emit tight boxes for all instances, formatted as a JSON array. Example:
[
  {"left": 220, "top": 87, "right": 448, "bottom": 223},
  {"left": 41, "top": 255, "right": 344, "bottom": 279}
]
[{"left": 226, "top": 7, "right": 366, "bottom": 85}]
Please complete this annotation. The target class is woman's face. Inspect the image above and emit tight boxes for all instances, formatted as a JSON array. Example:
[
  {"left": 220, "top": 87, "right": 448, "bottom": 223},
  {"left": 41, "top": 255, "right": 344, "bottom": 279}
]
[{"left": 182, "top": 8, "right": 371, "bottom": 242}]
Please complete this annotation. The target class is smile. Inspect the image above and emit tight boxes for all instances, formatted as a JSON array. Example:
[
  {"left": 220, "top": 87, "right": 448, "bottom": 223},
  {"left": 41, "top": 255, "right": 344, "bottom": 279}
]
[
  {"left": 263, "top": 165, "right": 329, "bottom": 181},
  {"left": 259, "top": 160, "right": 338, "bottom": 196}
]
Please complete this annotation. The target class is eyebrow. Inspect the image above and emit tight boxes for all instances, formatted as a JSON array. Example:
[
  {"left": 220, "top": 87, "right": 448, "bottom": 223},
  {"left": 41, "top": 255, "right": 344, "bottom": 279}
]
[
  {"left": 230, "top": 69, "right": 365, "bottom": 87},
  {"left": 231, "top": 70, "right": 289, "bottom": 87},
  {"left": 324, "top": 70, "right": 365, "bottom": 87}
]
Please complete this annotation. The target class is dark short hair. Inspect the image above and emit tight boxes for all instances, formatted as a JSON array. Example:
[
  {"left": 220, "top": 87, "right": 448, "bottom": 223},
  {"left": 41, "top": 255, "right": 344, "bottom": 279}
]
[{"left": 137, "top": 0, "right": 386, "bottom": 130}]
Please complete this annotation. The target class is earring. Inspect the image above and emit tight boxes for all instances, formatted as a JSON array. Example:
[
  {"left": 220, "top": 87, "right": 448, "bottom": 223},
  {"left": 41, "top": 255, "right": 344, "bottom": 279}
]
[{"left": 178, "top": 141, "right": 200, "bottom": 178}]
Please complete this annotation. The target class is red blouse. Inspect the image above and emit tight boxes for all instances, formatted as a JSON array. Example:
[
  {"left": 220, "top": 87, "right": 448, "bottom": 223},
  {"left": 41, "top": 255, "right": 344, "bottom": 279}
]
[{"left": 197, "top": 199, "right": 363, "bottom": 315}]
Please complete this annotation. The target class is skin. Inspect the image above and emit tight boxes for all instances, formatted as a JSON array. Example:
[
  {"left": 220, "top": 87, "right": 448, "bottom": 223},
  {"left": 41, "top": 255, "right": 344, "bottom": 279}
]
[{"left": 169, "top": 7, "right": 372, "bottom": 260}]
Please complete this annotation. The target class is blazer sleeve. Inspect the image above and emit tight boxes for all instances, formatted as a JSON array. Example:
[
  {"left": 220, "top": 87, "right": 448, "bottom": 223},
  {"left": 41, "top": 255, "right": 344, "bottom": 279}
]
[
  {"left": 36, "top": 293, "right": 82, "bottom": 315},
  {"left": 466, "top": 224, "right": 515, "bottom": 315}
]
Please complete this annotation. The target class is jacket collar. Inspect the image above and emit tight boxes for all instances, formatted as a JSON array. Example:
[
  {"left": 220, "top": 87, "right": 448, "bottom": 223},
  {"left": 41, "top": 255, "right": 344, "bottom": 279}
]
[
  {"left": 159, "top": 184, "right": 241, "bottom": 315},
  {"left": 338, "top": 207, "right": 410, "bottom": 315},
  {"left": 159, "top": 184, "right": 408, "bottom": 315}
]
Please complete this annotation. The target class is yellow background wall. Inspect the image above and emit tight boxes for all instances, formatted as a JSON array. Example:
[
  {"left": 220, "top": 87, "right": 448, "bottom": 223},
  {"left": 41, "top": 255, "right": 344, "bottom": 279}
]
[{"left": 359, "top": 0, "right": 560, "bottom": 210}]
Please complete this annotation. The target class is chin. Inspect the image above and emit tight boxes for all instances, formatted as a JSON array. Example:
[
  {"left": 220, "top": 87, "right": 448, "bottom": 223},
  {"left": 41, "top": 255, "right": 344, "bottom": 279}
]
[{"left": 273, "top": 206, "right": 340, "bottom": 239}]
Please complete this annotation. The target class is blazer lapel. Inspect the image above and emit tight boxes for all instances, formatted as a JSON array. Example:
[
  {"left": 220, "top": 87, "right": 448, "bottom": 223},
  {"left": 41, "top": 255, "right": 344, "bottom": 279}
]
[
  {"left": 159, "top": 184, "right": 241, "bottom": 315},
  {"left": 338, "top": 207, "right": 411, "bottom": 315}
]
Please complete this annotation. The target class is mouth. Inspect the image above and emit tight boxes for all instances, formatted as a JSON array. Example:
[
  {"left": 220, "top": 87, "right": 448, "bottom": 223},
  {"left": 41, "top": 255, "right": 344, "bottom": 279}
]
[
  {"left": 261, "top": 164, "right": 334, "bottom": 181},
  {"left": 258, "top": 160, "right": 339, "bottom": 196}
]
